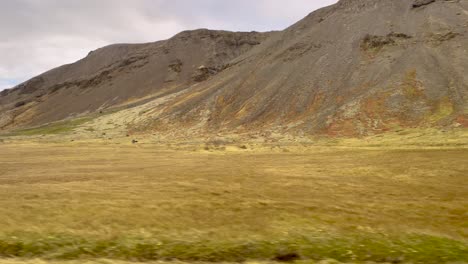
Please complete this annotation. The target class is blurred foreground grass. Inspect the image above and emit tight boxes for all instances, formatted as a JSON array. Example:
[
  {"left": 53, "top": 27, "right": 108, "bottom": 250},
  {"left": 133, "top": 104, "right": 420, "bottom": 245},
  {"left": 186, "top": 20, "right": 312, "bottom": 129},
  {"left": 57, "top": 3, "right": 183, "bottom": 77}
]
[{"left": 0, "top": 233, "right": 466, "bottom": 263}]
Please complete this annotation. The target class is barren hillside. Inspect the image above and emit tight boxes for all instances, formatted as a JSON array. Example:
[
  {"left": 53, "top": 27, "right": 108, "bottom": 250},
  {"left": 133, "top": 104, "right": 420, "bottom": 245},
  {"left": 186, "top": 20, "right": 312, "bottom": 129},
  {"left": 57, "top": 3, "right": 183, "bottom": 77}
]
[
  {"left": 0, "top": 30, "right": 272, "bottom": 129},
  {"left": 1, "top": 0, "right": 467, "bottom": 137}
]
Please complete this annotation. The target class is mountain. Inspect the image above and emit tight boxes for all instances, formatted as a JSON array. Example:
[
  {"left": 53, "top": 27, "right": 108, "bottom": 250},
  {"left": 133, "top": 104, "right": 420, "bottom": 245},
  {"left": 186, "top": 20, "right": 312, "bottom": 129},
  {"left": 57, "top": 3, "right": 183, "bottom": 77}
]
[
  {"left": 1, "top": 0, "right": 467, "bottom": 137},
  {"left": 0, "top": 30, "right": 272, "bottom": 129}
]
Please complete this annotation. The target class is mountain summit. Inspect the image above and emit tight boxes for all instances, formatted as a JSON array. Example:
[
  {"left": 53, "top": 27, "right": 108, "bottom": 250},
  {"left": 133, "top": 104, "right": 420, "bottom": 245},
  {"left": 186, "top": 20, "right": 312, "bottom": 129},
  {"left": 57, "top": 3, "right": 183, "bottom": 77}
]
[{"left": 1, "top": 0, "right": 467, "bottom": 137}]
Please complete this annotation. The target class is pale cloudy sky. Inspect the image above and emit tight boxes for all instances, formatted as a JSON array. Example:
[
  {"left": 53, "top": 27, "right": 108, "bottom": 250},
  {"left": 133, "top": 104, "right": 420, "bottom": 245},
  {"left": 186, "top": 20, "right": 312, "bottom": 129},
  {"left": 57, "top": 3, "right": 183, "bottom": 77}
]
[{"left": 0, "top": 0, "right": 338, "bottom": 90}]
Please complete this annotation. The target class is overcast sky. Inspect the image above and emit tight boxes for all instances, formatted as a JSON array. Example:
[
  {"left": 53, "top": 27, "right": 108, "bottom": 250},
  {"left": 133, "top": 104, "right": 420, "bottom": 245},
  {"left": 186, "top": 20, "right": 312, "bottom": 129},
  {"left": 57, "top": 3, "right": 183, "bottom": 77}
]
[{"left": 0, "top": 0, "right": 337, "bottom": 90}]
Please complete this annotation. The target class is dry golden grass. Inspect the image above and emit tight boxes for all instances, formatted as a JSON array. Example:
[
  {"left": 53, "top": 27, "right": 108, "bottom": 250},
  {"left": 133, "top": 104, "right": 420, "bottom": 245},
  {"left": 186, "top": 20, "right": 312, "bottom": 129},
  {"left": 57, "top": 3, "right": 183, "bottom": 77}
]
[{"left": 0, "top": 136, "right": 467, "bottom": 263}]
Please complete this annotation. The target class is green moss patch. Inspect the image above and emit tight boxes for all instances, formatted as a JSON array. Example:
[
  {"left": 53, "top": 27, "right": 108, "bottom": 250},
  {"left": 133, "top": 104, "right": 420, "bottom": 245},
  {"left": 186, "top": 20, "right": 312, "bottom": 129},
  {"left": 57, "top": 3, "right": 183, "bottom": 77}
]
[
  {"left": 7, "top": 117, "right": 93, "bottom": 136},
  {"left": 0, "top": 233, "right": 466, "bottom": 263}
]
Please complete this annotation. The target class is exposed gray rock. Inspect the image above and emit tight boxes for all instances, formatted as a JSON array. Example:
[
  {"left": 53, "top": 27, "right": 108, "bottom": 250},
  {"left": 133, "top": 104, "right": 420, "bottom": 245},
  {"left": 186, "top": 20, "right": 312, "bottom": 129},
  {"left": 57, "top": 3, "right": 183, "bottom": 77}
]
[{"left": 412, "top": 0, "right": 436, "bottom": 8}]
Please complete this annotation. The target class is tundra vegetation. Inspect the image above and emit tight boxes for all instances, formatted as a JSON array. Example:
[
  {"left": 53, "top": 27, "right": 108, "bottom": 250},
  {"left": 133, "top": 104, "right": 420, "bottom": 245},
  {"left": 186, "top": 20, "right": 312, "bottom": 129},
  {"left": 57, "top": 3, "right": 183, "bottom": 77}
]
[{"left": 0, "top": 128, "right": 466, "bottom": 264}]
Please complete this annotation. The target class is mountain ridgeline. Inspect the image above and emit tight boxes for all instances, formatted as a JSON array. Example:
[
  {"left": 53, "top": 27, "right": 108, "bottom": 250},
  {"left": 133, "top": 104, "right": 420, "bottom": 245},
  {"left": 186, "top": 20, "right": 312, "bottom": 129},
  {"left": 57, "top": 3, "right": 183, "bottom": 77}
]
[{"left": 1, "top": 0, "right": 467, "bottom": 137}]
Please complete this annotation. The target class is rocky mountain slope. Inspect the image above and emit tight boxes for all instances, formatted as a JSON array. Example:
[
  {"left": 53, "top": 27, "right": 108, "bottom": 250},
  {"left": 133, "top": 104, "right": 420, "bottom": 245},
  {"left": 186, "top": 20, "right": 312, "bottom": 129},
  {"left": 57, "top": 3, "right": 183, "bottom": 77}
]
[
  {"left": 0, "top": 30, "right": 272, "bottom": 129},
  {"left": 1, "top": 0, "right": 467, "bottom": 137}
]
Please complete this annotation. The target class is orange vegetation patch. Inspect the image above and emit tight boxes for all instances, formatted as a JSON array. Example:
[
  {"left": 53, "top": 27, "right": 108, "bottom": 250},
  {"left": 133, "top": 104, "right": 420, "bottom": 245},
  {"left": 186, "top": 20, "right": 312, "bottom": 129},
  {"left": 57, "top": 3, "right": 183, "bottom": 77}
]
[
  {"left": 326, "top": 118, "right": 361, "bottom": 137},
  {"left": 455, "top": 115, "right": 468, "bottom": 128},
  {"left": 361, "top": 92, "right": 391, "bottom": 119}
]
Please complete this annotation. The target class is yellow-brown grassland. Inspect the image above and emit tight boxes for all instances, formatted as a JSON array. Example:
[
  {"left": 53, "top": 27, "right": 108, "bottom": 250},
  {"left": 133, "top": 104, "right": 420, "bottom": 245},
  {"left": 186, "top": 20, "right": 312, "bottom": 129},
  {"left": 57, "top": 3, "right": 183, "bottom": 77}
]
[{"left": 0, "top": 129, "right": 467, "bottom": 264}]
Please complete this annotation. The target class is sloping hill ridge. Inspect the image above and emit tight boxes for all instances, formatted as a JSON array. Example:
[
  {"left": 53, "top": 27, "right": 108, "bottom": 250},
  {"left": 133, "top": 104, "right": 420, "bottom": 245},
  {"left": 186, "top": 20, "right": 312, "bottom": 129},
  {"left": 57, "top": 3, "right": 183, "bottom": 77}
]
[
  {"left": 0, "top": 30, "right": 272, "bottom": 129},
  {"left": 1, "top": 0, "right": 468, "bottom": 137}
]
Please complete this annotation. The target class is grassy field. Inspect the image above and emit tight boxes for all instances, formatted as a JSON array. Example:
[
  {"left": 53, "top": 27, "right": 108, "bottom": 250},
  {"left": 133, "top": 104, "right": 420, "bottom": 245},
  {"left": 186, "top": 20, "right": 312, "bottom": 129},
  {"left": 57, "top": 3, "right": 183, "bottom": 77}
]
[
  {"left": 4, "top": 117, "right": 94, "bottom": 137},
  {"left": 0, "top": 139, "right": 467, "bottom": 263}
]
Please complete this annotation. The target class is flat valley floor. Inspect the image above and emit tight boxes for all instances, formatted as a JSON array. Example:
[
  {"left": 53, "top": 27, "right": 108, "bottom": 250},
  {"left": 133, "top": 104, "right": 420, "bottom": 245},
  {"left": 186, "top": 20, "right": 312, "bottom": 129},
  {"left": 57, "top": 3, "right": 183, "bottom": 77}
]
[{"left": 0, "top": 139, "right": 467, "bottom": 263}]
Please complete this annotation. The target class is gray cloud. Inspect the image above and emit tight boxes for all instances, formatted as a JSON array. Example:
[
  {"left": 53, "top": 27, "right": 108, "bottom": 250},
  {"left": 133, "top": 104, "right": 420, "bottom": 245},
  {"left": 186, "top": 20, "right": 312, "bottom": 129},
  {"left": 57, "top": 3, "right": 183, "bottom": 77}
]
[{"left": 0, "top": 0, "right": 337, "bottom": 90}]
